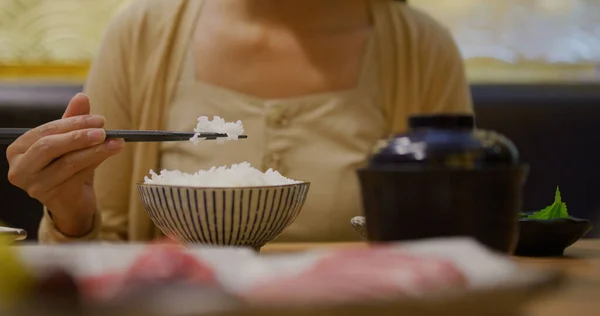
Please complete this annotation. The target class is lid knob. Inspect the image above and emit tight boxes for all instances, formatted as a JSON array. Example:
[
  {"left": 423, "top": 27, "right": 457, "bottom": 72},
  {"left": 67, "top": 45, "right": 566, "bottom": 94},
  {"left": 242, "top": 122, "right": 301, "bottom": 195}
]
[{"left": 409, "top": 114, "right": 474, "bottom": 130}]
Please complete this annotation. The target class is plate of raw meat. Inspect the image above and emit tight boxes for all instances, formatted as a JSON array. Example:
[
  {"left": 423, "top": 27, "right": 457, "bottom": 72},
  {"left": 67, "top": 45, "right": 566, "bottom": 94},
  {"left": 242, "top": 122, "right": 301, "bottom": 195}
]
[{"left": 3, "top": 238, "right": 562, "bottom": 316}]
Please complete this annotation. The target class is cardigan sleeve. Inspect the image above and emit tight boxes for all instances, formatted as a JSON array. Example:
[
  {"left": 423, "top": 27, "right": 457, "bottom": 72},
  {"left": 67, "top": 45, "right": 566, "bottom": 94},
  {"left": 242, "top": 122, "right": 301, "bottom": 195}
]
[
  {"left": 38, "top": 3, "right": 138, "bottom": 243},
  {"left": 415, "top": 11, "right": 474, "bottom": 115},
  {"left": 375, "top": 3, "right": 474, "bottom": 136}
]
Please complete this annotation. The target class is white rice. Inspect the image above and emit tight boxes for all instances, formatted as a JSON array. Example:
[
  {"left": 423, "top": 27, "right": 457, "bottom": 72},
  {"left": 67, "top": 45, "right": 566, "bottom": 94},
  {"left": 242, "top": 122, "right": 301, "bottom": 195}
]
[
  {"left": 144, "top": 162, "right": 300, "bottom": 187},
  {"left": 190, "top": 116, "right": 244, "bottom": 144}
]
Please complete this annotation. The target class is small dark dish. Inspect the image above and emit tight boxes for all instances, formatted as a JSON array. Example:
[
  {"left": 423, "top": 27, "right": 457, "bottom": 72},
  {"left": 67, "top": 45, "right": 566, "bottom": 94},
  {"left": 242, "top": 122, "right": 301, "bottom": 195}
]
[{"left": 515, "top": 213, "right": 593, "bottom": 257}]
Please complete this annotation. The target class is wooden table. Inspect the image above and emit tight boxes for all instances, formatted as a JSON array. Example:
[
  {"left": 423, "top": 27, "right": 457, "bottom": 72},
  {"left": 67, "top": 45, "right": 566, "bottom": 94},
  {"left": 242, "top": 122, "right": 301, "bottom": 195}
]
[{"left": 262, "top": 239, "right": 600, "bottom": 316}]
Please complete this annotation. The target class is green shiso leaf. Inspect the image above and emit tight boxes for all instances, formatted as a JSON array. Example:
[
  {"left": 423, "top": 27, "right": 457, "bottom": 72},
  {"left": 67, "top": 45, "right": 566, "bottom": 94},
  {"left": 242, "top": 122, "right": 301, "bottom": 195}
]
[{"left": 527, "top": 186, "right": 569, "bottom": 220}]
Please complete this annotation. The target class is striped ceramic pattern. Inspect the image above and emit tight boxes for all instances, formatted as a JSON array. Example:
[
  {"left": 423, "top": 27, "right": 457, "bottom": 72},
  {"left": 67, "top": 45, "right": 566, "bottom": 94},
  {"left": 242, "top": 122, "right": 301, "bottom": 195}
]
[{"left": 137, "top": 183, "right": 310, "bottom": 249}]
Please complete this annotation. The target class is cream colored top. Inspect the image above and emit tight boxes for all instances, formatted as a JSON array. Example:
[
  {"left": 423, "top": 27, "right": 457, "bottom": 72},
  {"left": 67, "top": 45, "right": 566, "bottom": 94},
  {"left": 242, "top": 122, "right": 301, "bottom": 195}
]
[
  {"left": 161, "top": 40, "right": 382, "bottom": 241},
  {"left": 38, "top": 0, "right": 473, "bottom": 244}
]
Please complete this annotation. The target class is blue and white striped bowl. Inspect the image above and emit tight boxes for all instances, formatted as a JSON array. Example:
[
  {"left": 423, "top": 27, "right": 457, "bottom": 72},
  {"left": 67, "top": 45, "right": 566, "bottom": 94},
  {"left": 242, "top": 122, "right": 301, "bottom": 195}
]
[{"left": 137, "top": 182, "right": 310, "bottom": 249}]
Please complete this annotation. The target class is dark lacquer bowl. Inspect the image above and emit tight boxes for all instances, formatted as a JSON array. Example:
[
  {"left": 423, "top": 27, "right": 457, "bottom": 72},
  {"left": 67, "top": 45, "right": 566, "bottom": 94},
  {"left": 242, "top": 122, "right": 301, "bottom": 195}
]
[
  {"left": 356, "top": 114, "right": 529, "bottom": 254},
  {"left": 515, "top": 213, "right": 593, "bottom": 257}
]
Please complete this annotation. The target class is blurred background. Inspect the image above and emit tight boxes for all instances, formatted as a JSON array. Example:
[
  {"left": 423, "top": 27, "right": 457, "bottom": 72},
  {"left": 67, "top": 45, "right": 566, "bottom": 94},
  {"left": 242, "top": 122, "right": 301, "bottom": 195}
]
[
  {"left": 1, "top": 0, "right": 598, "bottom": 83},
  {"left": 1, "top": 0, "right": 599, "bottom": 240}
]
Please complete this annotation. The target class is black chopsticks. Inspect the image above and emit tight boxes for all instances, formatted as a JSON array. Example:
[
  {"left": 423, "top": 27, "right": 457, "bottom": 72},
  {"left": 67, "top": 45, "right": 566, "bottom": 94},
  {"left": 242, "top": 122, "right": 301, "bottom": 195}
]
[{"left": 0, "top": 128, "right": 247, "bottom": 145}]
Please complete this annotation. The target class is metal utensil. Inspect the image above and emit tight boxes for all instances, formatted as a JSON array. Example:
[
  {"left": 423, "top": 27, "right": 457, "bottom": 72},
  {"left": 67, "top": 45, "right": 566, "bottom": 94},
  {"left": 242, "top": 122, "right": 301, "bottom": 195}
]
[{"left": 0, "top": 226, "right": 27, "bottom": 241}]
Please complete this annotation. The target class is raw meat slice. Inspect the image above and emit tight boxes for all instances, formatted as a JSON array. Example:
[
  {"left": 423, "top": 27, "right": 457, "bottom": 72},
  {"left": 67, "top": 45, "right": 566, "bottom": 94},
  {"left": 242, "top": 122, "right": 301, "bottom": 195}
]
[
  {"left": 79, "top": 244, "right": 219, "bottom": 302},
  {"left": 124, "top": 244, "right": 219, "bottom": 285},
  {"left": 79, "top": 273, "right": 123, "bottom": 301},
  {"left": 243, "top": 246, "right": 467, "bottom": 305}
]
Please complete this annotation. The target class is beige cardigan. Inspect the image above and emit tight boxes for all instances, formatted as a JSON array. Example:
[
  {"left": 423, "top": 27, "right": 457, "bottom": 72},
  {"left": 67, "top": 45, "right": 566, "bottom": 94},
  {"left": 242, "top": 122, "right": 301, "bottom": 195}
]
[{"left": 39, "top": 0, "right": 473, "bottom": 243}]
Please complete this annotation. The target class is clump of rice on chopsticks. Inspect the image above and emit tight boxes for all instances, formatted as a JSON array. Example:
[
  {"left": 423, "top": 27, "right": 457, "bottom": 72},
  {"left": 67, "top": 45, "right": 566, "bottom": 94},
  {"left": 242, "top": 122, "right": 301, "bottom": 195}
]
[
  {"left": 144, "top": 162, "right": 299, "bottom": 187},
  {"left": 190, "top": 116, "right": 244, "bottom": 144}
]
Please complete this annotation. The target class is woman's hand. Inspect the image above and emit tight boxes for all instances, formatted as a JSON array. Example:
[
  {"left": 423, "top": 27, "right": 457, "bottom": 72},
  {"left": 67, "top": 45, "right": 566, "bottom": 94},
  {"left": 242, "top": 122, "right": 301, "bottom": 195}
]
[{"left": 6, "top": 93, "right": 124, "bottom": 237}]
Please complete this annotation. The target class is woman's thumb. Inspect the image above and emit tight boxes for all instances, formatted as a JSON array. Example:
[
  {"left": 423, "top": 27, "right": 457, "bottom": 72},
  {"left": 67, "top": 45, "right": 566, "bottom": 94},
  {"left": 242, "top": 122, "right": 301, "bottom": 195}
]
[{"left": 62, "top": 93, "right": 91, "bottom": 119}]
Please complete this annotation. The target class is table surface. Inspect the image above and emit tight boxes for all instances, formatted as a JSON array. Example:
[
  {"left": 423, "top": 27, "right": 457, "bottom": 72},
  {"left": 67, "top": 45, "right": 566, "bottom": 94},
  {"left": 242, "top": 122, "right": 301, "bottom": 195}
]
[{"left": 262, "top": 239, "right": 600, "bottom": 316}]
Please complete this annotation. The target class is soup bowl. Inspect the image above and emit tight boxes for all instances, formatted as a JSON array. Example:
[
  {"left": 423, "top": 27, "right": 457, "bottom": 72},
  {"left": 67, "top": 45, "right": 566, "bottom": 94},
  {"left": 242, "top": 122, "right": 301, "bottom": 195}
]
[{"left": 137, "top": 182, "right": 310, "bottom": 250}]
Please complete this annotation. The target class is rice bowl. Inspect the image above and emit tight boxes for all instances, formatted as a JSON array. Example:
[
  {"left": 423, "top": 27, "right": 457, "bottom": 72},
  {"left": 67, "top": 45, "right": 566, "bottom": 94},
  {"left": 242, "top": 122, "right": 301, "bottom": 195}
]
[{"left": 137, "top": 163, "right": 310, "bottom": 249}]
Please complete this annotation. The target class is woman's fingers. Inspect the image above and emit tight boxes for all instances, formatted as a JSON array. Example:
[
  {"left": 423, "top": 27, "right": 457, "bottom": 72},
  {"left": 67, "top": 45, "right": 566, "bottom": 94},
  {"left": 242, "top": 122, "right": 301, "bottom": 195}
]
[
  {"left": 6, "top": 115, "right": 106, "bottom": 159},
  {"left": 17, "top": 128, "right": 107, "bottom": 173},
  {"left": 26, "top": 139, "right": 124, "bottom": 201},
  {"left": 6, "top": 93, "right": 98, "bottom": 161}
]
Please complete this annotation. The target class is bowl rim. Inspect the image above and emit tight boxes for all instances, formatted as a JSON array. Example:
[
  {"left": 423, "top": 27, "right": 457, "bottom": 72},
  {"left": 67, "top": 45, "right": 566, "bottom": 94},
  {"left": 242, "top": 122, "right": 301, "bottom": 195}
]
[
  {"left": 518, "top": 212, "right": 591, "bottom": 224},
  {"left": 136, "top": 181, "right": 311, "bottom": 190},
  {"left": 518, "top": 217, "right": 591, "bottom": 224}
]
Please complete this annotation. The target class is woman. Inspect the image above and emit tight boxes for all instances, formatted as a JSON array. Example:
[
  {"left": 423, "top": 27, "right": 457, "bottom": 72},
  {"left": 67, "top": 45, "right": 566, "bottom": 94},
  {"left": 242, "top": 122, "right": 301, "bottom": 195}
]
[{"left": 7, "top": 0, "right": 472, "bottom": 244}]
